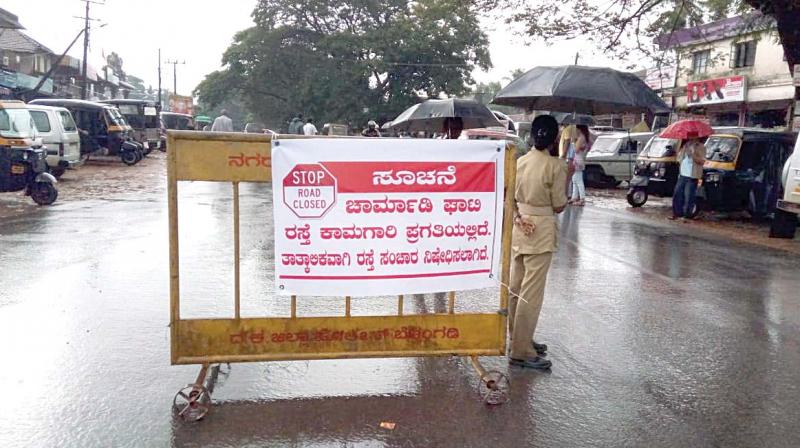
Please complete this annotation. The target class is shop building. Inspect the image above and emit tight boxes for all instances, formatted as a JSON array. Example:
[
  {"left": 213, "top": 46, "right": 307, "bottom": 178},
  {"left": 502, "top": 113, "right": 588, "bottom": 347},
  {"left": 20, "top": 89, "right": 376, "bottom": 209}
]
[{"left": 657, "top": 15, "right": 794, "bottom": 129}]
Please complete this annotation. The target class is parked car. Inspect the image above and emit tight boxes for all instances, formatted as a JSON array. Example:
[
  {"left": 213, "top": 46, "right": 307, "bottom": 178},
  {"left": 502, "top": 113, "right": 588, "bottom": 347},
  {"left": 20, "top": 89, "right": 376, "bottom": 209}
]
[
  {"left": 244, "top": 122, "right": 266, "bottom": 133},
  {"left": 584, "top": 132, "right": 653, "bottom": 187},
  {"left": 26, "top": 104, "right": 82, "bottom": 178},
  {"left": 698, "top": 128, "right": 796, "bottom": 219},
  {"left": 460, "top": 128, "right": 529, "bottom": 157},
  {"left": 771, "top": 134, "right": 800, "bottom": 238},
  {"left": 321, "top": 123, "right": 349, "bottom": 136}
]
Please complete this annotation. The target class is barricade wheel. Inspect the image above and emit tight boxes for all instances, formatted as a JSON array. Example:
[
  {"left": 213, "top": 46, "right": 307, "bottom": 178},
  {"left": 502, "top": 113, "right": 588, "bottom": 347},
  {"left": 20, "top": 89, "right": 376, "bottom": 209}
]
[
  {"left": 479, "top": 370, "right": 510, "bottom": 405},
  {"left": 173, "top": 384, "right": 212, "bottom": 421}
]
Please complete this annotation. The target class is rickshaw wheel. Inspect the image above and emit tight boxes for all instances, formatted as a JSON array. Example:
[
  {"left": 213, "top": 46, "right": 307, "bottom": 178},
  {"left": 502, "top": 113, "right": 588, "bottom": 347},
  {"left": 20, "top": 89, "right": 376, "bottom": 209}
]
[
  {"left": 626, "top": 188, "right": 647, "bottom": 207},
  {"left": 121, "top": 151, "right": 138, "bottom": 166},
  {"left": 173, "top": 384, "right": 212, "bottom": 422},
  {"left": 31, "top": 182, "right": 58, "bottom": 206},
  {"left": 478, "top": 370, "right": 510, "bottom": 405}
]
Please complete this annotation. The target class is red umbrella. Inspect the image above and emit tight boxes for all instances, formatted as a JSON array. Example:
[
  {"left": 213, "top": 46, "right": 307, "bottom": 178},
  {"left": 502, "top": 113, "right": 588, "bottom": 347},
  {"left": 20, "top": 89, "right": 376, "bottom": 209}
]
[{"left": 659, "top": 120, "right": 713, "bottom": 139}]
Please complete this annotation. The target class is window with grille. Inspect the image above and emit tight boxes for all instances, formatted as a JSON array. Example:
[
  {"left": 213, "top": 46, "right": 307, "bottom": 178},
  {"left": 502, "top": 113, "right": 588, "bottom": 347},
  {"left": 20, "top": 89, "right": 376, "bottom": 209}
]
[
  {"left": 692, "top": 50, "right": 710, "bottom": 74},
  {"left": 732, "top": 41, "right": 757, "bottom": 68}
]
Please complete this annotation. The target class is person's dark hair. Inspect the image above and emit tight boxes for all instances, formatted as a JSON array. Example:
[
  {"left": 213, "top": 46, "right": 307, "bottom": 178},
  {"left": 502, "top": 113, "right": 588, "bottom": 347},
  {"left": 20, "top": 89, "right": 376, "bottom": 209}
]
[
  {"left": 530, "top": 115, "right": 559, "bottom": 150},
  {"left": 297, "top": 113, "right": 303, "bottom": 119},
  {"left": 576, "top": 124, "right": 591, "bottom": 143},
  {"left": 307, "top": 118, "right": 313, "bottom": 123}
]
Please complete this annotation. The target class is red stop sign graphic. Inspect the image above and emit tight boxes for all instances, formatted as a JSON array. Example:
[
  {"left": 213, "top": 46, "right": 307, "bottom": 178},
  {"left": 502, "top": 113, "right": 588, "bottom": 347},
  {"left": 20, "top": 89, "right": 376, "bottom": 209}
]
[{"left": 283, "top": 164, "right": 337, "bottom": 218}]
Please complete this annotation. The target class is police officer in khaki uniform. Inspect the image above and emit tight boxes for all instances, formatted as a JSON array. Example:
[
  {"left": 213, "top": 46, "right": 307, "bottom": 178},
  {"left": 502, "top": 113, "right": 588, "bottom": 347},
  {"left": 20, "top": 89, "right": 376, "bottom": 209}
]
[{"left": 508, "top": 115, "right": 567, "bottom": 370}]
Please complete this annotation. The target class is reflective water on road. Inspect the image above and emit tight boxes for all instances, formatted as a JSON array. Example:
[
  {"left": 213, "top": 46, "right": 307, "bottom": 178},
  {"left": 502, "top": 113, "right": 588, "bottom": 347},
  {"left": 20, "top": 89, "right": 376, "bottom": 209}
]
[{"left": 2, "top": 176, "right": 799, "bottom": 447}]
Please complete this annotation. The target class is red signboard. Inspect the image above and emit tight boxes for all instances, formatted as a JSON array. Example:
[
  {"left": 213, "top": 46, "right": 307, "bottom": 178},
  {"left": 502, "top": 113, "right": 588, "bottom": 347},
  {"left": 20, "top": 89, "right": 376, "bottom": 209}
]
[{"left": 687, "top": 76, "right": 746, "bottom": 106}]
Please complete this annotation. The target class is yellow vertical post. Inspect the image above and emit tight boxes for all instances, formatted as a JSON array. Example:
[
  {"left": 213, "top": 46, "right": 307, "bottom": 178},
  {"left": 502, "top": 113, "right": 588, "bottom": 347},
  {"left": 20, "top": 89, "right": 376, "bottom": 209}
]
[
  {"left": 499, "top": 144, "right": 517, "bottom": 353},
  {"left": 167, "top": 133, "right": 180, "bottom": 364},
  {"left": 233, "top": 181, "right": 241, "bottom": 320},
  {"left": 345, "top": 296, "right": 351, "bottom": 317},
  {"left": 290, "top": 295, "right": 297, "bottom": 318},
  {"left": 448, "top": 291, "right": 456, "bottom": 314},
  {"left": 397, "top": 295, "right": 404, "bottom": 316}
]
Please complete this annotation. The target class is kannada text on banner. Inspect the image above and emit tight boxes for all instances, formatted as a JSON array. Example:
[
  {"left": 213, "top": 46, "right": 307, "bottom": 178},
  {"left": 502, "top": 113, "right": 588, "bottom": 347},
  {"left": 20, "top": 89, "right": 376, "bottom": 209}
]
[{"left": 272, "top": 138, "right": 505, "bottom": 296}]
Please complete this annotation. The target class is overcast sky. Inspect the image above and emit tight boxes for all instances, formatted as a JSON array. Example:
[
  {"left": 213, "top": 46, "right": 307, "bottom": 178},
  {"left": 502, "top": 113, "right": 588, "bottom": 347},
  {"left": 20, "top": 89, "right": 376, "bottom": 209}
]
[{"left": 4, "top": 0, "right": 621, "bottom": 95}]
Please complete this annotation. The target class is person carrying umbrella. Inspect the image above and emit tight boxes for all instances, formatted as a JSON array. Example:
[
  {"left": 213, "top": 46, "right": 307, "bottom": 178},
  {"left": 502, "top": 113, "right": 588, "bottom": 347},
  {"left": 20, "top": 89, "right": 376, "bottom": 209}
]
[
  {"left": 661, "top": 121, "right": 711, "bottom": 220},
  {"left": 507, "top": 115, "right": 568, "bottom": 370}
]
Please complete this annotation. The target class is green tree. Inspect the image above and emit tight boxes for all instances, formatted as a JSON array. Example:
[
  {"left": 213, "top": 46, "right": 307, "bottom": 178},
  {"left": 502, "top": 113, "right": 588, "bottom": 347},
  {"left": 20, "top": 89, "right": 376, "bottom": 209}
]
[{"left": 195, "top": 0, "right": 491, "bottom": 130}]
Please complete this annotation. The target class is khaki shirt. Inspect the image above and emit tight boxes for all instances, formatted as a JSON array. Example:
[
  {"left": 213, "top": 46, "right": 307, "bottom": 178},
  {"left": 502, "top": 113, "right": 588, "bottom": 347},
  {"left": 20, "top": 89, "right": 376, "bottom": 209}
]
[{"left": 512, "top": 149, "right": 568, "bottom": 254}]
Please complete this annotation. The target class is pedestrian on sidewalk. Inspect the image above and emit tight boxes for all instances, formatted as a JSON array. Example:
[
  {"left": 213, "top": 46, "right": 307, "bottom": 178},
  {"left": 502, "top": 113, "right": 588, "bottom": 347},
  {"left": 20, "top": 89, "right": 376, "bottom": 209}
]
[
  {"left": 508, "top": 114, "right": 568, "bottom": 370},
  {"left": 569, "top": 124, "right": 590, "bottom": 206},
  {"left": 671, "top": 135, "right": 706, "bottom": 219},
  {"left": 302, "top": 118, "right": 318, "bottom": 136},
  {"left": 210, "top": 109, "right": 233, "bottom": 132}
]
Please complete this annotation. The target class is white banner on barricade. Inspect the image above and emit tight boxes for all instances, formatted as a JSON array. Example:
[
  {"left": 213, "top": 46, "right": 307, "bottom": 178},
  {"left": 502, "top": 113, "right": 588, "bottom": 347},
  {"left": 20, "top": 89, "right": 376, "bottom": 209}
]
[{"left": 272, "top": 138, "right": 505, "bottom": 297}]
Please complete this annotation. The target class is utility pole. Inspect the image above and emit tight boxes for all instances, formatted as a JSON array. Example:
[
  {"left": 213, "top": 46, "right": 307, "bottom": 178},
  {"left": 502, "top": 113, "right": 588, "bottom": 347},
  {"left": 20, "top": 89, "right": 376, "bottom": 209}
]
[
  {"left": 76, "top": 0, "right": 104, "bottom": 100},
  {"left": 165, "top": 59, "right": 185, "bottom": 96},
  {"left": 574, "top": 52, "right": 580, "bottom": 65},
  {"left": 157, "top": 49, "right": 162, "bottom": 107}
]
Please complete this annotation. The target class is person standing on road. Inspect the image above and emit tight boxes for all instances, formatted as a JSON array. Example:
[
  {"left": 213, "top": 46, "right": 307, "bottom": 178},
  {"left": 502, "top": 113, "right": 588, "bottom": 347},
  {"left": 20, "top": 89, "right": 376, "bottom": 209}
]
[
  {"left": 508, "top": 114, "right": 568, "bottom": 370},
  {"left": 302, "top": 118, "right": 318, "bottom": 136},
  {"left": 569, "top": 125, "right": 590, "bottom": 206},
  {"left": 288, "top": 114, "right": 304, "bottom": 134},
  {"left": 210, "top": 109, "right": 234, "bottom": 132},
  {"left": 671, "top": 135, "right": 706, "bottom": 219}
]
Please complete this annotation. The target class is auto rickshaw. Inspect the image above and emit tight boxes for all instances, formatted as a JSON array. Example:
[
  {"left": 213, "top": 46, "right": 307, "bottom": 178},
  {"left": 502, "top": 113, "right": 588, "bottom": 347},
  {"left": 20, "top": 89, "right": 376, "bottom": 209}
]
[
  {"left": 626, "top": 136, "right": 681, "bottom": 207},
  {"left": 0, "top": 100, "right": 58, "bottom": 205},
  {"left": 697, "top": 128, "right": 796, "bottom": 219},
  {"left": 102, "top": 99, "right": 161, "bottom": 154},
  {"left": 29, "top": 99, "right": 143, "bottom": 166}
]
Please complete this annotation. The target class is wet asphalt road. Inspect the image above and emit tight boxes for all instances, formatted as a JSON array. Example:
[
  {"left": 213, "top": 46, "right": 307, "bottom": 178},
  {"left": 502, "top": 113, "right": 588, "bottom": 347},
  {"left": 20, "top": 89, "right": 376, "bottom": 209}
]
[{"left": 1, "top": 175, "right": 800, "bottom": 447}]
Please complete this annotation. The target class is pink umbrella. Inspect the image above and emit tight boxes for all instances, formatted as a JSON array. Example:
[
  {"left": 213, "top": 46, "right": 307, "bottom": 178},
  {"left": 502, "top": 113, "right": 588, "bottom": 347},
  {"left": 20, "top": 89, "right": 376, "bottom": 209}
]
[{"left": 659, "top": 120, "right": 713, "bottom": 140}]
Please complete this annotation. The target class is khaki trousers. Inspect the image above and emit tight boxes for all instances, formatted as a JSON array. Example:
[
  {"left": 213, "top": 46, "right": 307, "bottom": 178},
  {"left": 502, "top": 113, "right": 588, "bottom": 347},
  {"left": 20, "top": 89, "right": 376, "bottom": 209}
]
[{"left": 508, "top": 251, "right": 553, "bottom": 359}]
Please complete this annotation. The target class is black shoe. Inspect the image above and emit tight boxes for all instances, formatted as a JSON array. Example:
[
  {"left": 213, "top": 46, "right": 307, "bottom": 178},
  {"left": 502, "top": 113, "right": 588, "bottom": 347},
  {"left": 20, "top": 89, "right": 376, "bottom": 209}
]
[
  {"left": 509, "top": 356, "right": 552, "bottom": 370},
  {"left": 532, "top": 341, "right": 548, "bottom": 356}
]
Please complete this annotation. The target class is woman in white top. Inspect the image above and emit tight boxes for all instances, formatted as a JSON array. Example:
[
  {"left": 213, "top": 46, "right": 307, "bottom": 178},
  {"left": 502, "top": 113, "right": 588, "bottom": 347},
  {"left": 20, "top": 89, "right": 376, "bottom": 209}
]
[{"left": 569, "top": 125, "right": 590, "bottom": 206}]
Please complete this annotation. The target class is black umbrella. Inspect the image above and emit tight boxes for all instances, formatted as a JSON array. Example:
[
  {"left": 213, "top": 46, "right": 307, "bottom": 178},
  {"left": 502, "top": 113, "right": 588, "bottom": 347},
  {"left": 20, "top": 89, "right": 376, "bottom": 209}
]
[
  {"left": 492, "top": 65, "right": 670, "bottom": 115},
  {"left": 549, "top": 112, "right": 594, "bottom": 126},
  {"left": 390, "top": 98, "right": 502, "bottom": 133}
]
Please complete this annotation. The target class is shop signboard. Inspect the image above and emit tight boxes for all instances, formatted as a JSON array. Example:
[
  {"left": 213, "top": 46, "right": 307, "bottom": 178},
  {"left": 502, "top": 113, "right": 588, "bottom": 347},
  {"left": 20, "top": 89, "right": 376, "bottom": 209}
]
[
  {"left": 168, "top": 94, "right": 194, "bottom": 115},
  {"left": 645, "top": 65, "right": 677, "bottom": 90},
  {"left": 686, "top": 76, "right": 746, "bottom": 106}
]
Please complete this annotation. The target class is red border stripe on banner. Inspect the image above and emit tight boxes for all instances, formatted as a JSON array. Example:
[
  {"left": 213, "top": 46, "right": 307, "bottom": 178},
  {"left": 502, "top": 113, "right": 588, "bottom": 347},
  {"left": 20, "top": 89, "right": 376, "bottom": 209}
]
[{"left": 321, "top": 161, "right": 496, "bottom": 193}]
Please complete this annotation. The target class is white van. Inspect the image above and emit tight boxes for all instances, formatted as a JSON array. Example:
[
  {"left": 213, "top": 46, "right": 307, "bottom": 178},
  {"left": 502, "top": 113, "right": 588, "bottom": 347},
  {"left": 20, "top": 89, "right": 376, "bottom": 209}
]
[
  {"left": 584, "top": 132, "right": 654, "bottom": 187},
  {"left": 27, "top": 104, "right": 82, "bottom": 178},
  {"left": 771, "top": 135, "right": 800, "bottom": 238}
]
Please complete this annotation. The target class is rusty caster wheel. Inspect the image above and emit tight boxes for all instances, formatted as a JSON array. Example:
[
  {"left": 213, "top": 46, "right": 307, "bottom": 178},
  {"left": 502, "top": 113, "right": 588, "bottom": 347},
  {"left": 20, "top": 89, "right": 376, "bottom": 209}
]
[
  {"left": 173, "top": 384, "right": 212, "bottom": 421},
  {"left": 478, "top": 370, "right": 510, "bottom": 405}
]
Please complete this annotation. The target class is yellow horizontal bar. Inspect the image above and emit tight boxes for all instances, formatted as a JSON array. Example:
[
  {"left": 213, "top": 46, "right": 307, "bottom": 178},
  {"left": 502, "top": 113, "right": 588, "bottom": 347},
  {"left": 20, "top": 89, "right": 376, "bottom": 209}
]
[
  {"left": 173, "top": 313, "right": 504, "bottom": 365},
  {"left": 169, "top": 131, "right": 272, "bottom": 182}
]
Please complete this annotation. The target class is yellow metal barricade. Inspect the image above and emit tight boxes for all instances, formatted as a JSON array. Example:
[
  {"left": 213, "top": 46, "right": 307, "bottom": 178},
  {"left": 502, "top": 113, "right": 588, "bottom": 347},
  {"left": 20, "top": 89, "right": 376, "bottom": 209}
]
[{"left": 168, "top": 131, "right": 517, "bottom": 420}]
